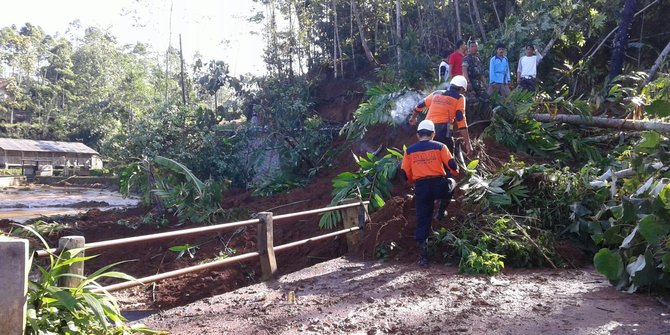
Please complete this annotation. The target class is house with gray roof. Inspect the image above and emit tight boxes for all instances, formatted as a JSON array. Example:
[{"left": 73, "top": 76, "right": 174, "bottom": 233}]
[{"left": 0, "top": 138, "right": 102, "bottom": 170}]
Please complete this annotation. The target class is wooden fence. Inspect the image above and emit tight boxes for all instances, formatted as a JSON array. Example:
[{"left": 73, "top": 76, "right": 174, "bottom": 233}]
[{"left": 0, "top": 200, "right": 368, "bottom": 335}]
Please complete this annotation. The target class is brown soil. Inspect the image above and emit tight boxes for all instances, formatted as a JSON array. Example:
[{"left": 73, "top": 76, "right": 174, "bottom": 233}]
[{"left": 139, "top": 257, "right": 670, "bottom": 335}]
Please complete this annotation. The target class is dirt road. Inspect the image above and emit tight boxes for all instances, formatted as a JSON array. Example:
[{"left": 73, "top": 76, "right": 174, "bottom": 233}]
[{"left": 139, "top": 257, "right": 670, "bottom": 334}]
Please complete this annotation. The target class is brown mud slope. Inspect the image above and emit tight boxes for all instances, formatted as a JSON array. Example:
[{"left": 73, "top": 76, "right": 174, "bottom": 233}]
[{"left": 140, "top": 257, "right": 670, "bottom": 335}]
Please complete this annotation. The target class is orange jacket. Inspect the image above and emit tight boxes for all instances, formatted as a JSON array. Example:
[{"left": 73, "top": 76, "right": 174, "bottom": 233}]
[
  {"left": 401, "top": 140, "right": 459, "bottom": 183},
  {"left": 415, "top": 88, "right": 467, "bottom": 130}
]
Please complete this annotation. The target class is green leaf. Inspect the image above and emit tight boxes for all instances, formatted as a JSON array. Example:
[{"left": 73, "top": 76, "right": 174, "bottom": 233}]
[
  {"left": 622, "top": 199, "right": 637, "bottom": 225},
  {"left": 659, "top": 185, "right": 670, "bottom": 210},
  {"left": 93, "top": 271, "right": 138, "bottom": 282},
  {"left": 80, "top": 260, "right": 132, "bottom": 288},
  {"left": 628, "top": 251, "right": 655, "bottom": 287},
  {"left": 602, "top": 225, "right": 624, "bottom": 246},
  {"left": 154, "top": 156, "right": 205, "bottom": 196},
  {"left": 609, "top": 205, "right": 623, "bottom": 219},
  {"left": 466, "top": 159, "right": 480, "bottom": 171},
  {"left": 81, "top": 292, "right": 110, "bottom": 330},
  {"left": 591, "top": 233, "right": 603, "bottom": 244},
  {"left": 46, "top": 287, "right": 78, "bottom": 312},
  {"left": 638, "top": 215, "right": 670, "bottom": 245},
  {"left": 169, "top": 245, "right": 191, "bottom": 252},
  {"left": 638, "top": 131, "right": 661, "bottom": 149},
  {"left": 594, "top": 248, "right": 623, "bottom": 282},
  {"left": 646, "top": 100, "right": 670, "bottom": 118},
  {"left": 662, "top": 254, "right": 670, "bottom": 273}
]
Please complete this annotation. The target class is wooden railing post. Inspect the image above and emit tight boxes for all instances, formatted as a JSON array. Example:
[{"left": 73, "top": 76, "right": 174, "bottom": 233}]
[
  {"left": 357, "top": 201, "right": 369, "bottom": 230},
  {"left": 0, "top": 237, "right": 29, "bottom": 335},
  {"left": 339, "top": 199, "right": 364, "bottom": 252},
  {"left": 257, "top": 212, "right": 277, "bottom": 281},
  {"left": 58, "top": 236, "right": 85, "bottom": 288}
]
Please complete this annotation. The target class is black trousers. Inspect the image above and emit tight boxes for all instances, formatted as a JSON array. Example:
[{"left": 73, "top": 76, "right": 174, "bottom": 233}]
[
  {"left": 414, "top": 177, "right": 456, "bottom": 242},
  {"left": 434, "top": 123, "right": 455, "bottom": 153},
  {"left": 519, "top": 77, "right": 537, "bottom": 91}
]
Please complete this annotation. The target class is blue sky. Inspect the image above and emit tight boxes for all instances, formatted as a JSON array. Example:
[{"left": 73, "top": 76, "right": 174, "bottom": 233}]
[{"left": 0, "top": 0, "right": 265, "bottom": 75}]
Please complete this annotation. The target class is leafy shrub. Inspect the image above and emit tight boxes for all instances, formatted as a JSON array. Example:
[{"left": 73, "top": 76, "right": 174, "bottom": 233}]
[
  {"left": 252, "top": 172, "right": 306, "bottom": 197},
  {"left": 320, "top": 148, "right": 403, "bottom": 229},
  {"left": 12, "top": 220, "right": 68, "bottom": 237},
  {"left": 432, "top": 228, "right": 505, "bottom": 275},
  {"left": 450, "top": 157, "right": 601, "bottom": 270},
  {"left": 120, "top": 156, "right": 226, "bottom": 225},
  {"left": 341, "top": 83, "right": 408, "bottom": 140},
  {"left": 588, "top": 131, "right": 670, "bottom": 292},
  {"left": 17, "top": 225, "right": 164, "bottom": 335}
]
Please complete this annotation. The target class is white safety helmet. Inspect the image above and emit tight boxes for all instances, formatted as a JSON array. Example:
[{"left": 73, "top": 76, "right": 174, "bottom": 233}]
[
  {"left": 450, "top": 75, "right": 468, "bottom": 91},
  {"left": 417, "top": 120, "right": 435, "bottom": 132}
]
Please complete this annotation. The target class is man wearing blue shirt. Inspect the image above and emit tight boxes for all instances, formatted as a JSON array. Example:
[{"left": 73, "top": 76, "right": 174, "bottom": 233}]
[{"left": 488, "top": 43, "right": 511, "bottom": 99}]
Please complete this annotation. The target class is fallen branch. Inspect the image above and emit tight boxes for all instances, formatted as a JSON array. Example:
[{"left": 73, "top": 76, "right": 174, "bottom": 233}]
[
  {"left": 529, "top": 113, "right": 670, "bottom": 133},
  {"left": 511, "top": 219, "right": 557, "bottom": 269}
]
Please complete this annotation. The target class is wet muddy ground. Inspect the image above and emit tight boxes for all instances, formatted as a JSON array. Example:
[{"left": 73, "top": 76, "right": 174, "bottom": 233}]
[
  {"left": 138, "top": 257, "right": 670, "bottom": 335},
  {"left": 0, "top": 185, "right": 139, "bottom": 222}
]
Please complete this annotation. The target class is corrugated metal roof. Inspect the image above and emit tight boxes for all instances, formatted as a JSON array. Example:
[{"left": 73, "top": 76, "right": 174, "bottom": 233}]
[{"left": 0, "top": 138, "right": 99, "bottom": 154}]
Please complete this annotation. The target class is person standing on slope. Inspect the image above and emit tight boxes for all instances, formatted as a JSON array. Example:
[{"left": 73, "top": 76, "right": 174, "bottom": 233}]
[
  {"left": 462, "top": 40, "right": 489, "bottom": 121},
  {"left": 438, "top": 51, "right": 450, "bottom": 83},
  {"left": 401, "top": 120, "right": 460, "bottom": 266},
  {"left": 488, "top": 43, "right": 512, "bottom": 99},
  {"left": 517, "top": 44, "right": 543, "bottom": 91},
  {"left": 448, "top": 40, "right": 468, "bottom": 78}
]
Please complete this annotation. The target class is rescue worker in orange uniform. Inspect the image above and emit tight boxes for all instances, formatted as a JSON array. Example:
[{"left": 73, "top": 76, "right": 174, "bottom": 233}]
[
  {"left": 409, "top": 75, "right": 473, "bottom": 232},
  {"left": 401, "top": 120, "right": 460, "bottom": 266},
  {"left": 409, "top": 75, "right": 473, "bottom": 155}
]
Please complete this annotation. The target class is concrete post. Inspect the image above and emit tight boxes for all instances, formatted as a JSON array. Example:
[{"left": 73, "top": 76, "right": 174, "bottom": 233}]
[
  {"left": 0, "top": 237, "right": 29, "bottom": 335},
  {"left": 58, "top": 236, "right": 85, "bottom": 288},
  {"left": 257, "top": 212, "right": 277, "bottom": 281}
]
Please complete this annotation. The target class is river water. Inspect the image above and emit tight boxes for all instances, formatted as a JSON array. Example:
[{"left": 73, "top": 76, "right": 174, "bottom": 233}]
[{"left": 0, "top": 185, "right": 140, "bottom": 222}]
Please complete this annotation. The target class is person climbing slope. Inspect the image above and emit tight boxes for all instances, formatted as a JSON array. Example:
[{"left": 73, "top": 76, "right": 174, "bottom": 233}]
[
  {"left": 410, "top": 75, "right": 473, "bottom": 155},
  {"left": 401, "top": 120, "right": 460, "bottom": 266}
]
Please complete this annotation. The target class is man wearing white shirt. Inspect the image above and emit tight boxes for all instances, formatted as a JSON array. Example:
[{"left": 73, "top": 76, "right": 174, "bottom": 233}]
[
  {"left": 517, "top": 44, "right": 543, "bottom": 91},
  {"left": 438, "top": 51, "right": 450, "bottom": 82}
]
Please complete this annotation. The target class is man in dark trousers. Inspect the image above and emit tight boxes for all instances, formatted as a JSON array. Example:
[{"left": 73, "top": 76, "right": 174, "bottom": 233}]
[
  {"left": 401, "top": 120, "right": 460, "bottom": 266},
  {"left": 409, "top": 75, "right": 473, "bottom": 155},
  {"left": 517, "top": 44, "right": 543, "bottom": 91},
  {"left": 462, "top": 40, "right": 489, "bottom": 121}
]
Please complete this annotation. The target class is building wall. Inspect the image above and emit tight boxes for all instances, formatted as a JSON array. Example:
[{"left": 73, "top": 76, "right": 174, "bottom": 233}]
[{"left": 0, "top": 149, "right": 101, "bottom": 168}]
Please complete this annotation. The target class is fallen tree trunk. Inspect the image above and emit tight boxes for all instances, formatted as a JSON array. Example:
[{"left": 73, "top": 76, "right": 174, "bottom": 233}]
[{"left": 529, "top": 113, "right": 670, "bottom": 133}]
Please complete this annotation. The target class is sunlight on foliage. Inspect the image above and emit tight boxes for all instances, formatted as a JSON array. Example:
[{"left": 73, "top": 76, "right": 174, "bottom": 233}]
[
  {"left": 319, "top": 148, "right": 403, "bottom": 229},
  {"left": 341, "top": 83, "right": 408, "bottom": 140}
]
